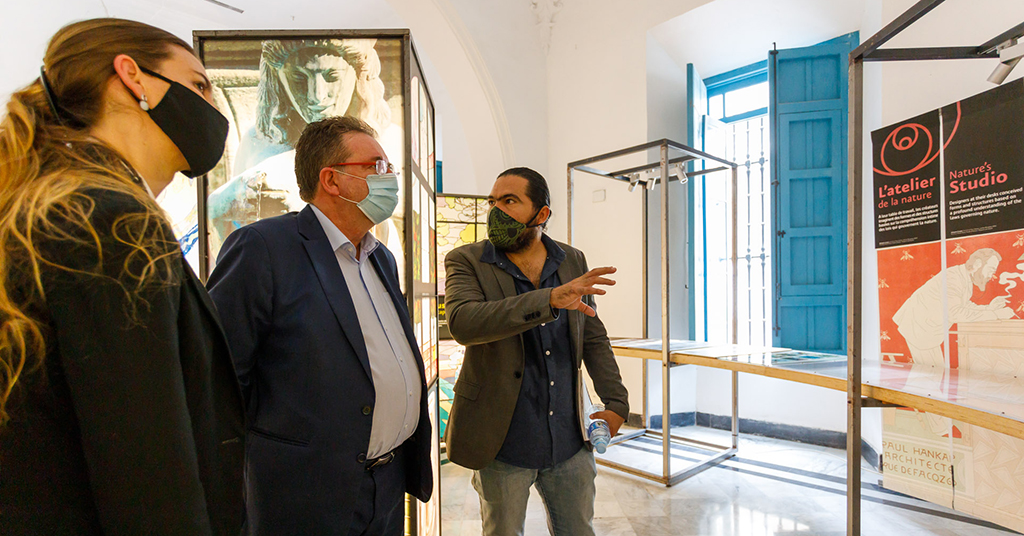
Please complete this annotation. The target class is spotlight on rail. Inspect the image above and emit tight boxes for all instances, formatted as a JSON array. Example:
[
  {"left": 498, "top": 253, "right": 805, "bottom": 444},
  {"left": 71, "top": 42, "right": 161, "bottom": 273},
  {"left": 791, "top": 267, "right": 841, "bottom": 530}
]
[
  {"left": 988, "top": 40, "right": 1024, "bottom": 85},
  {"left": 627, "top": 174, "right": 641, "bottom": 192},
  {"left": 673, "top": 164, "right": 688, "bottom": 184}
]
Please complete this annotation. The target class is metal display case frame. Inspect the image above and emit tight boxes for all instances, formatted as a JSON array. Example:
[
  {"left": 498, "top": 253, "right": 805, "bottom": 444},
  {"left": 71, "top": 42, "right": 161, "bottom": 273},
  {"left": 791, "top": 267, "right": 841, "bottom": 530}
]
[
  {"left": 192, "top": 29, "right": 441, "bottom": 536},
  {"left": 847, "top": 4, "right": 1024, "bottom": 534},
  {"left": 567, "top": 139, "right": 739, "bottom": 486}
]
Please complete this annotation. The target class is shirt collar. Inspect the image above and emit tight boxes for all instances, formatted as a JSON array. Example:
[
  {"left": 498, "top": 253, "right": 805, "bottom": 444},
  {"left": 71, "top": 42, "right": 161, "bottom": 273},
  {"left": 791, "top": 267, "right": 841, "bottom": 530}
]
[
  {"left": 480, "top": 240, "right": 499, "bottom": 264},
  {"left": 542, "top": 234, "right": 567, "bottom": 264},
  {"left": 481, "top": 234, "right": 566, "bottom": 266},
  {"left": 310, "top": 204, "right": 380, "bottom": 261}
]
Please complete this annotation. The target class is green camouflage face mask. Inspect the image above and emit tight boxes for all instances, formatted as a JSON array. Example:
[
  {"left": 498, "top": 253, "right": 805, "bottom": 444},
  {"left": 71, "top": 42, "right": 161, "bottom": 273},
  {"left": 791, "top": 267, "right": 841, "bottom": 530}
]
[{"left": 487, "top": 206, "right": 543, "bottom": 251}]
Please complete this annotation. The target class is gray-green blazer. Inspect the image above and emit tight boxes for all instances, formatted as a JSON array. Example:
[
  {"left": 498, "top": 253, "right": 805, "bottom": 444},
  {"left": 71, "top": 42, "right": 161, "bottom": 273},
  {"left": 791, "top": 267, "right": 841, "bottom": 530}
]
[{"left": 443, "top": 239, "right": 629, "bottom": 470}]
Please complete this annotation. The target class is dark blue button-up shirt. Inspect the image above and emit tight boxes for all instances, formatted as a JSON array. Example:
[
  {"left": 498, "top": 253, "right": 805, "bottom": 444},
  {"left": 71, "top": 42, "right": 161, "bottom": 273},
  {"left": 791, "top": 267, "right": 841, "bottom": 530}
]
[{"left": 482, "top": 235, "right": 584, "bottom": 469}]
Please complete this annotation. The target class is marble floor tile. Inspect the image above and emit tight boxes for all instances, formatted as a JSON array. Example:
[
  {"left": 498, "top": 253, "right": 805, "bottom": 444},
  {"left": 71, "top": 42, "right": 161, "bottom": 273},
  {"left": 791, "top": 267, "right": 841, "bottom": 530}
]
[
  {"left": 522, "top": 517, "right": 549, "bottom": 534},
  {"left": 616, "top": 498, "right": 669, "bottom": 517},
  {"left": 439, "top": 425, "right": 1018, "bottom": 536},
  {"left": 592, "top": 517, "right": 638, "bottom": 536},
  {"left": 593, "top": 499, "right": 626, "bottom": 518},
  {"left": 456, "top": 520, "right": 483, "bottom": 536},
  {"left": 625, "top": 515, "right": 684, "bottom": 536}
]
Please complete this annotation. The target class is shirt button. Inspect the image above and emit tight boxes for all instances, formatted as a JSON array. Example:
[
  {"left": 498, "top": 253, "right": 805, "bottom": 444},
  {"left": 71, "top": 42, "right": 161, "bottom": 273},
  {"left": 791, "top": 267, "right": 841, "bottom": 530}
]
[
  {"left": 545, "top": 351, "right": 551, "bottom": 356},
  {"left": 542, "top": 323, "right": 546, "bottom": 327},
  {"left": 550, "top": 381, "right": 555, "bottom": 386},
  {"left": 549, "top": 411, "right": 554, "bottom": 416},
  {"left": 362, "top": 405, "right": 372, "bottom": 415}
]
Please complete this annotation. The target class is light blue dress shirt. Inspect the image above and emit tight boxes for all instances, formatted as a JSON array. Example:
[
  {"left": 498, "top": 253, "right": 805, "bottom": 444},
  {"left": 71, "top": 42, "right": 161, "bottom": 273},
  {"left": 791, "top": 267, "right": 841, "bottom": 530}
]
[{"left": 311, "top": 205, "right": 421, "bottom": 458}]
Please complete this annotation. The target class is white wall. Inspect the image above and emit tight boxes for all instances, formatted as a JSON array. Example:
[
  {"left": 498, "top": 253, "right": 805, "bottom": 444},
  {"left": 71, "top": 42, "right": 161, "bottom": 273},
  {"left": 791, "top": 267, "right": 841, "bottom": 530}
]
[
  {"left": 444, "top": 0, "right": 548, "bottom": 178},
  {"left": 880, "top": 0, "right": 1024, "bottom": 125},
  {"left": 545, "top": 0, "right": 714, "bottom": 420},
  {"left": 572, "top": 170, "right": 649, "bottom": 414},
  {"left": 0, "top": 0, "right": 547, "bottom": 196},
  {"left": 545, "top": 0, "right": 713, "bottom": 244},
  {"left": 860, "top": 0, "right": 886, "bottom": 453},
  {"left": 643, "top": 35, "right": 698, "bottom": 416},
  {"left": 649, "top": 0, "right": 870, "bottom": 79}
]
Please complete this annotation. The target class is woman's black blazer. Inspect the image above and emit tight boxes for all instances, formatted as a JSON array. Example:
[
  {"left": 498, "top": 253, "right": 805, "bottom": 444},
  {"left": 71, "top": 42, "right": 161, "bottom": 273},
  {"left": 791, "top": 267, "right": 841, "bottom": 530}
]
[{"left": 0, "top": 189, "right": 246, "bottom": 535}]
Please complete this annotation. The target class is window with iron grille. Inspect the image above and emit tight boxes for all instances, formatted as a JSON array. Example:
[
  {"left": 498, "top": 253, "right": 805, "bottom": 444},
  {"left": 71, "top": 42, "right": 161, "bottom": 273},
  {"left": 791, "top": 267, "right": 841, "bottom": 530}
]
[{"left": 699, "top": 64, "right": 772, "bottom": 347}]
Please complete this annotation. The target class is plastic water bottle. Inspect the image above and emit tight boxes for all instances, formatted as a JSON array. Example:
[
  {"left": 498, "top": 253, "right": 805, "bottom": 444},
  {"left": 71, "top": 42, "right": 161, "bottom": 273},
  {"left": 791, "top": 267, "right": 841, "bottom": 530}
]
[{"left": 588, "top": 403, "right": 611, "bottom": 454}]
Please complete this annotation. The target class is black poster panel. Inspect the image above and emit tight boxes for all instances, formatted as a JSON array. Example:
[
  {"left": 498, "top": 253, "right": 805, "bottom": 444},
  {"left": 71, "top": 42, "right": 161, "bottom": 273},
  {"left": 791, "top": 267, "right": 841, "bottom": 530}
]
[
  {"left": 872, "top": 110, "right": 942, "bottom": 248},
  {"left": 942, "top": 80, "right": 1024, "bottom": 239}
]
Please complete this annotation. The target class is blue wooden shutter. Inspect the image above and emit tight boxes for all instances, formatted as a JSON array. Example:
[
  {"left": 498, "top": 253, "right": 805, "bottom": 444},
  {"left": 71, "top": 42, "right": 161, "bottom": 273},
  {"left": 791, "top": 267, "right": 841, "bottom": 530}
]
[{"left": 770, "top": 32, "right": 857, "bottom": 353}]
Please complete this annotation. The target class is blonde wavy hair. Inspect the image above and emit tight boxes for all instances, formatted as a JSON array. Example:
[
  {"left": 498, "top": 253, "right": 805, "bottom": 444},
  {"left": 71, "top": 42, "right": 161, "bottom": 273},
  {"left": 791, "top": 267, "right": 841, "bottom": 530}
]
[
  {"left": 0, "top": 19, "right": 189, "bottom": 424},
  {"left": 255, "top": 38, "right": 392, "bottom": 145}
]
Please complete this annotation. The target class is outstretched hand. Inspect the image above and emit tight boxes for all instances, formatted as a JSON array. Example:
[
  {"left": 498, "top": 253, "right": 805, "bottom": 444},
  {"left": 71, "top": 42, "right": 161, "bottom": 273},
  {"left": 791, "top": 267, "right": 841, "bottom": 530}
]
[{"left": 549, "top": 266, "right": 617, "bottom": 317}]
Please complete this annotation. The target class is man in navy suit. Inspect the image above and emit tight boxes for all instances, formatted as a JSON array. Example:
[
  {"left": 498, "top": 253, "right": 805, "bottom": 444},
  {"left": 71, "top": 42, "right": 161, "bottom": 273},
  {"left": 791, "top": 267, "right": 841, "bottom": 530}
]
[{"left": 208, "top": 116, "right": 432, "bottom": 536}]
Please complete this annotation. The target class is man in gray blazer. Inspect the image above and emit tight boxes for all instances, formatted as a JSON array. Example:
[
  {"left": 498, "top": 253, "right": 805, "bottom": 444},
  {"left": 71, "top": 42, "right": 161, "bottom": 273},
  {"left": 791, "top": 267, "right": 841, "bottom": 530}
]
[{"left": 444, "top": 167, "right": 628, "bottom": 536}]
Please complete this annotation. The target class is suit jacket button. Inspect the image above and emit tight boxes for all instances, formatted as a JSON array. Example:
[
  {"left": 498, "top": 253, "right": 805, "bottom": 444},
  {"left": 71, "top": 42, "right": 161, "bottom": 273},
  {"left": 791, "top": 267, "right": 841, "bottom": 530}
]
[
  {"left": 357, "top": 453, "right": 367, "bottom": 463},
  {"left": 362, "top": 405, "right": 372, "bottom": 416},
  {"left": 514, "top": 371, "right": 522, "bottom": 379}
]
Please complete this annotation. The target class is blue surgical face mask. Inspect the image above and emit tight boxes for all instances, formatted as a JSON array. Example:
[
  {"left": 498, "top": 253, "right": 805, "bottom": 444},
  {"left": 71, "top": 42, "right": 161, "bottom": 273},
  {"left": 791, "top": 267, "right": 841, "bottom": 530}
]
[{"left": 335, "top": 170, "right": 400, "bottom": 224}]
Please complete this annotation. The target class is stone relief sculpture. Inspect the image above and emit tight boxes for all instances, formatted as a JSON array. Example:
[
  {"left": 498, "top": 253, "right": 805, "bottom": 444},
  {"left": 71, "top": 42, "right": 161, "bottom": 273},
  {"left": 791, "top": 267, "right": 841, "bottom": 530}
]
[{"left": 203, "top": 38, "right": 405, "bottom": 263}]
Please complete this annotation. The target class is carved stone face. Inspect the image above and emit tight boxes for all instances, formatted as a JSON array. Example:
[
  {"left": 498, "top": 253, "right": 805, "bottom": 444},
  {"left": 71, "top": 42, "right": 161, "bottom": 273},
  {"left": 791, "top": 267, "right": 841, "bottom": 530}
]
[{"left": 278, "top": 48, "right": 357, "bottom": 123}]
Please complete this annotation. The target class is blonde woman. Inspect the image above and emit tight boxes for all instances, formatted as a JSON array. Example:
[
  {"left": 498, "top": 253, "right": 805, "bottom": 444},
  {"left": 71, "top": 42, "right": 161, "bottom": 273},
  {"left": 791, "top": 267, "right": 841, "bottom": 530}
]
[{"left": 0, "top": 19, "right": 244, "bottom": 535}]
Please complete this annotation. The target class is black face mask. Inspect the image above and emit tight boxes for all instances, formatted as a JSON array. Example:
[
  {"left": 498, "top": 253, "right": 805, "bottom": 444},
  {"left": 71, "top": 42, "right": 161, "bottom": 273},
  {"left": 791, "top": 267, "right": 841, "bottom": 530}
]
[{"left": 139, "top": 67, "right": 228, "bottom": 178}]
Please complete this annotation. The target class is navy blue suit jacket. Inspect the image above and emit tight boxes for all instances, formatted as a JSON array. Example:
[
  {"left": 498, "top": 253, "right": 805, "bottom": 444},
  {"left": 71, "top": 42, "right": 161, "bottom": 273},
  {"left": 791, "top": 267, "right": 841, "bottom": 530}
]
[{"left": 207, "top": 205, "right": 432, "bottom": 535}]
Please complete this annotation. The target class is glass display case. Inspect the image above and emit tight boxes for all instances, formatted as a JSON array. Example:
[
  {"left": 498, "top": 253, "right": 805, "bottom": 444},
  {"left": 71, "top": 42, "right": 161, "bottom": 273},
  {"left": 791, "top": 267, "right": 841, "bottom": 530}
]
[
  {"left": 153, "top": 29, "right": 440, "bottom": 536},
  {"left": 435, "top": 194, "right": 489, "bottom": 445}
]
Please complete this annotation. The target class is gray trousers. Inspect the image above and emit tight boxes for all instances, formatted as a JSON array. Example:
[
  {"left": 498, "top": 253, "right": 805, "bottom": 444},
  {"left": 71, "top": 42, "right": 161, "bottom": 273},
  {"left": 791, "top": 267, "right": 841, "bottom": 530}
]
[{"left": 472, "top": 447, "right": 597, "bottom": 536}]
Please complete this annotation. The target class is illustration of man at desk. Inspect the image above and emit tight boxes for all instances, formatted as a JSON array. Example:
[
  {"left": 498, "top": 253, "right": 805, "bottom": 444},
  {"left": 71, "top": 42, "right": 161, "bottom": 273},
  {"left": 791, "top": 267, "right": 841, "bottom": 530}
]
[{"left": 893, "top": 248, "right": 1015, "bottom": 368}]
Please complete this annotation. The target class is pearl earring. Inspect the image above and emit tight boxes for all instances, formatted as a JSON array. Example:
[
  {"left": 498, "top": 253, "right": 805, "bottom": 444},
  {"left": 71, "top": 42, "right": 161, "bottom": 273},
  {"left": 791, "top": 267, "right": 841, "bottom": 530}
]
[{"left": 139, "top": 94, "right": 149, "bottom": 111}]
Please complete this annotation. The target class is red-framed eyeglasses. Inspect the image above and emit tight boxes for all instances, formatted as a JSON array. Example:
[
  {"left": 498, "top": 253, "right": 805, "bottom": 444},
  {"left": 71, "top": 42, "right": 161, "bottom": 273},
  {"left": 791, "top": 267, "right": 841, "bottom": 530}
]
[{"left": 329, "top": 160, "right": 397, "bottom": 175}]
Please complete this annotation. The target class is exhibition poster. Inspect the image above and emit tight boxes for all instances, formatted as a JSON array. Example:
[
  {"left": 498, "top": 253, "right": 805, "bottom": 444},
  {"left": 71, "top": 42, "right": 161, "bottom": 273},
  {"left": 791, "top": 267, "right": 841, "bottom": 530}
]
[{"left": 875, "top": 80, "right": 1024, "bottom": 530}]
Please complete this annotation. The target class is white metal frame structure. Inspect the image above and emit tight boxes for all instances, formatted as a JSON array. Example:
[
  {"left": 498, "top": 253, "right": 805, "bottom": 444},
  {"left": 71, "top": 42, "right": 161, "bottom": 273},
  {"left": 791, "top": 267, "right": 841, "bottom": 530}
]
[{"left": 567, "top": 139, "right": 739, "bottom": 486}]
